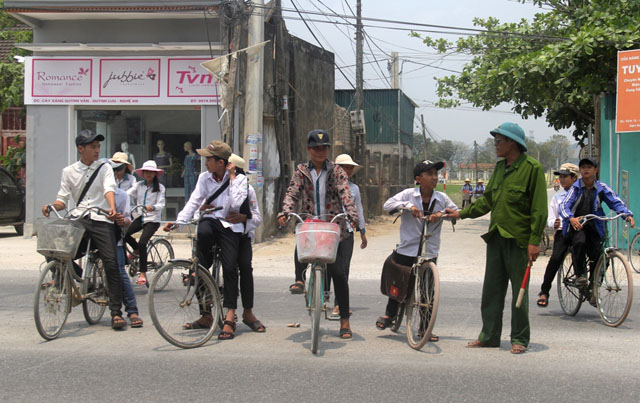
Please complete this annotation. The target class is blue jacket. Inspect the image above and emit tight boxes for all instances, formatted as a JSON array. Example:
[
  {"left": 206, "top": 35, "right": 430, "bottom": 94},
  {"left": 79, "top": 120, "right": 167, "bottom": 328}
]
[{"left": 559, "top": 179, "right": 633, "bottom": 238}]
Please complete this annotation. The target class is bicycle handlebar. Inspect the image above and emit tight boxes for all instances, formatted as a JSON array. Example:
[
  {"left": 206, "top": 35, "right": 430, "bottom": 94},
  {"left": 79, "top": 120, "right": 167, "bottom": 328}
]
[
  {"left": 578, "top": 213, "right": 629, "bottom": 225},
  {"left": 166, "top": 206, "right": 224, "bottom": 231},
  {"left": 285, "top": 212, "right": 348, "bottom": 225},
  {"left": 47, "top": 205, "right": 110, "bottom": 220}
]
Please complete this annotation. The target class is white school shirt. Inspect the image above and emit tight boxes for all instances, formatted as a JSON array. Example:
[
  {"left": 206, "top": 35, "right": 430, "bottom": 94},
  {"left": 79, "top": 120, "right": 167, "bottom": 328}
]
[
  {"left": 547, "top": 187, "right": 568, "bottom": 230},
  {"left": 126, "top": 181, "right": 166, "bottom": 223},
  {"left": 117, "top": 173, "right": 135, "bottom": 191},
  {"left": 114, "top": 188, "right": 131, "bottom": 246},
  {"left": 56, "top": 160, "right": 117, "bottom": 223},
  {"left": 309, "top": 162, "right": 328, "bottom": 218},
  {"left": 244, "top": 185, "right": 262, "bottom": 240},
  {"left": 349, "top": 182, "right": 365, "bottom": 232},
  {"left": 176, "top": 171, "right": 248, "bottom": 233},
  {"left": 383, "top": 188, "right": 458, "bottom": 259}
]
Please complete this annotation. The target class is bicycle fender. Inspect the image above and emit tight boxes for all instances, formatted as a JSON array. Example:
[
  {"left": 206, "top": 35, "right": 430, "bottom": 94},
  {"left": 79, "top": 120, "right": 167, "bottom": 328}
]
[{"left": 167, "top": 258, "right": 193, "bottom": 266}]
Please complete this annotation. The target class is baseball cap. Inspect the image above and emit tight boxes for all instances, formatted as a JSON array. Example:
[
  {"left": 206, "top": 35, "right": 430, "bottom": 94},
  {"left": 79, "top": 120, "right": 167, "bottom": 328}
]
[
  {"left": 413, "top": 160, "right": 444, "bottom": 178},
  {"left": 554, "top": 163, "right": 579, "bottom": 176},
  {"left": 197, "top": 140, "right": 232, "bottom": 160},
  {"left": 578, "top": 157, "right": 598, "bottom": 168},
  {"left": 307, "top": 129, "right": 331, "bottom": 147},
  {"left": 76, "top": 129, "right": 105, "bottom": 146}
]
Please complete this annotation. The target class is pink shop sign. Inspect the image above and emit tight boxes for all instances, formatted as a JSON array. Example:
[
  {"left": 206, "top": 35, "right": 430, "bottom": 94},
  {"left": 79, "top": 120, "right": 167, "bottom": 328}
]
[
  {"left": 99, "top": 59, "right": 161, "bottom": 97},
  {"left": 167, "top": 58, "right": 219, "bottom": 98},
  {"left": 31, "top": 59, "right": 92, "bottom": 98}
]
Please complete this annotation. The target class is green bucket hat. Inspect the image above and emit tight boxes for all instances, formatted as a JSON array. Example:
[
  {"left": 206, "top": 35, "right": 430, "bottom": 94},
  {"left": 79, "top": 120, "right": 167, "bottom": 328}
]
[{"left": 490, "top": 122, "right": 527, "bottom": 151}]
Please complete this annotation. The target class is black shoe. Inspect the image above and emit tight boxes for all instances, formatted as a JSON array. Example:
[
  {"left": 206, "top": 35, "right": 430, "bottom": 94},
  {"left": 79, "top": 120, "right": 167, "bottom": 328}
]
[{"left": 575, "top": 274, "right": 588, "bottom": 287}]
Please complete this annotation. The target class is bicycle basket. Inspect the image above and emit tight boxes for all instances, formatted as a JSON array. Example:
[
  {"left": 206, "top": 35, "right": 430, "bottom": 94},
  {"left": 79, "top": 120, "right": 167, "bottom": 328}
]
[
  {"left": 36, "top": 219, "right": 85, "bottom": 260},
  {"left": 295, "top": 221, "right": 341, "bottom": 264}
]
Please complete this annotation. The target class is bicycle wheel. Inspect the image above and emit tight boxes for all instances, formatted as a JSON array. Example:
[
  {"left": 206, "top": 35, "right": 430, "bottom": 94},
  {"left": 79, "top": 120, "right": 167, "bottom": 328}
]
[
  {"left": 147, "top": 239, "right": 175, "bottom": 290},
  {"left": 82, "top": 257, "right": 108, "bottom": 324},
  {"left": 309, "top": 265, "right": 323, "bottom": 354},
  {"left": 34, "top": 261, "right": 71, "bottom": 340},
  {"left": 593, "top": 250, "right": 633, "bottom": 327},
  {"left": 556, "top": 253, "right": 582, "bottom": 316},
  {"left": 390, "top": 303, "right": 405, "bottom": 333},
  {"left": 406, "top": 261, "right": 439, "bottom": 350},
  {"left": 148, "top": 261, "right": 222, "bottom": 348},
  {"left": 628, "top": 232, "right": 640, "bottom": 274}
]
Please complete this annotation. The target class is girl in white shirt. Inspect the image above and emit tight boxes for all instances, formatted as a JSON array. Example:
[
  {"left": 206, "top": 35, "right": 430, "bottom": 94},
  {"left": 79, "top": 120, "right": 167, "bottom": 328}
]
[{"left": 125, "top": 160, "right": 166, "bottom": 286}]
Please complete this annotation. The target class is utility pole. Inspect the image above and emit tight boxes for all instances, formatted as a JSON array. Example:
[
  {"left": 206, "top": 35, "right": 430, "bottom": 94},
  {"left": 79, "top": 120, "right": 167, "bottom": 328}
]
[
  {"left": 390, "top": 52, "right": 400, "bottom": 89},
  {"left": 474, "top": 140, "right": 479, "bottom": 182},
  {"left": 421, "top": 114, "right": 428, "bottom": 160},
  {"left": 243, "top": 0, "right": 264, "bottom": 241},
  {"left": 354, "top": 0, "right": 368, "bottom": 214}
]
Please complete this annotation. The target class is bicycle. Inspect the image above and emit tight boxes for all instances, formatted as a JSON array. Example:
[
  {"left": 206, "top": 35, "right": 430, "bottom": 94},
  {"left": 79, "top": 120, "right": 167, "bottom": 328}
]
[
  {"left": 125, "top": 205, "right": 175, "bottom": 289},
  {"left": 147, "top": 207, "right": 224, "bottom": 349},
  {"left": 284, "top": 212, "right": 345, "bottom": 354},
  {"left": 385, "top": 208, "right": 448, "bottom": 350},
  {"left": 539, "top": 228, "right": 553, "bottom": 256},
  {"left": 557, "top": 213, "right": 633, "bottom": 327},
  {"left": 34, "top": 206, "right": 110, "bottom": 340},
  {"left": 627, "top": 230, "right": 640, "bottom": 274}
]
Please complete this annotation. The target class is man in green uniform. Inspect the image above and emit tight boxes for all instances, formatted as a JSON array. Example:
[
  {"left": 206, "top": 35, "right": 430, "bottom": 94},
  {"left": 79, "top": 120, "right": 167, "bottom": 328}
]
[{"left": 446, "top": 122, "right": 547, "bottom": 354}]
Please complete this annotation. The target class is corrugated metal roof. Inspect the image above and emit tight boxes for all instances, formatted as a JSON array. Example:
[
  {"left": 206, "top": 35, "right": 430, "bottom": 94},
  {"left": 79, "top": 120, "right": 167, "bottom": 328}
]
[
  {"left": 335, "top": 89, "right": 415, "bottom": 146},
  {"left": 4, "top": 1, "right": 218, "bottom": 12}
]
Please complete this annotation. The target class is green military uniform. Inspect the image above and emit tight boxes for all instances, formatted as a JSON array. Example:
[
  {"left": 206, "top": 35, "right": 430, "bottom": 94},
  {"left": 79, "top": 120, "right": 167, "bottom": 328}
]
[{"left": 459, "top": 152, "right": 547, "bottom": 347}]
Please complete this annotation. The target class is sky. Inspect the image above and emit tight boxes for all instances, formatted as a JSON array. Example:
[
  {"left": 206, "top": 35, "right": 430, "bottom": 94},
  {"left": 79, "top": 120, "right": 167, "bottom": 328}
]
[{"left": 280, "top": 0, "right": 574, "bottom": 146}]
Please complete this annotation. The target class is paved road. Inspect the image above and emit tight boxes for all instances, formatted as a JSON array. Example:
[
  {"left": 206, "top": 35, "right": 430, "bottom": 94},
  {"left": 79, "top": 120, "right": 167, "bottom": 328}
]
[{"left": 1, "top": 269, "right": 639, "bottom": 402}]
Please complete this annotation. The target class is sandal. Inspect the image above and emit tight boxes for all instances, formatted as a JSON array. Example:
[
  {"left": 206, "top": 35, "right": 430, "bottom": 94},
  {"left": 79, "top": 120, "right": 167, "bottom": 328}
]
[
  {"left": 111, "top": 315, "right": 126, "bottom": 330},
  {"left": 242, "top": 319, "right": 266, "bottom": 333},
  {"left": 537, "top": 294, "right": 549, "bottom": 308},
  {"left": 218, "top": 320, "right": 236, "bottom": 340},
  {"left": 129, "top": 315, "right": 143, "bottom": 328},
  {"left": 466, "top": 340, "right": 498, "bottom": 348},
  {"left": 339, "top": 327, "right": 353, "bottom": 339},
  {"left": 510, "top": 344, "right": 527, "bottom": 354},
  {"left": 429, "top": 334, "right": 440, "bottom": 342},
  {"left": 136, "top": 275, "right": 147, "bottom": 286},
  {"left": 289, "top": 281, "right": 304, "bottom": 294},
  {"left": 376, "top": 316, "right": 393, "bottom": 330},
  {"left": 184, "top": 316, "right": 212, "bottom": 330}
]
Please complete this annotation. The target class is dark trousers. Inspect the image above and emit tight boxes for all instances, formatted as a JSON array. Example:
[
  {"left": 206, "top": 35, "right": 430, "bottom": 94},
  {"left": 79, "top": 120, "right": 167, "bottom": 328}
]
[
  {"left": 294, "top": 233, "right": 354, "bottom": 319},
  {"left": 566, "top": 224, "right": 603, "bottom": 277},
  {"left": 79, "top": 218, "right": 123, "bottom": 317},
  {"left": 124, "top": 217, "right": 160, "bottom": 273},
  {"left": 384, "top": 251, "right": 418, "bottom": 317},
  {"left": 539, "top": 230, "right": 570, "bottom": 296},
  {"left": 238, "top": 235, "right": 254, "bottom": 309},
  {"left": 196, "top": 218, "right": 241, "bottom": 309}
]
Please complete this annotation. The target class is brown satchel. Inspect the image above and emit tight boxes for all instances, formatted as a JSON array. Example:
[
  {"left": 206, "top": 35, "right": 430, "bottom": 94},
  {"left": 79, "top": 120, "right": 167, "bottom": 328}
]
[{"left": 380, "top": 253, "right": 412, "bottom": 303}]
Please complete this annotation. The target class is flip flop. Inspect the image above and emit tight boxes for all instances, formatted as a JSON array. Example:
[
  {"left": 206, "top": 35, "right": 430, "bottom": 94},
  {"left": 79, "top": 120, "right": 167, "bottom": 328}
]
[
  {"left": 536, "top": 294, "right": 549, "bottom": 307},
  {"left": 136, "top": 276, "right": 147, "bottom": 286},
  {"left": 289, "top": 282, "right": 304, "bottom": 294},
  {"left": 111, "top": 316, "right": 126, "bottom": 330},
  {"left": 339, "top": 327, "right": 353, "bottom": 339},
  {"left": 510, "top": 344, "right": 527, "bottom": 354},
  {"left": 466, "top": 340, "right": 498, "bottom": 348},
  {"left": 129, "top": 315, "right": 143, "bottom": 328},
  {"left": 242, "top": 319, "right": 266, "bottom": 332},
  {"left": 376, "top": 316, "right": 392, "bottom": 330},
  {"left": 184, "top": 320, "right": 211, "bottom": 330}
]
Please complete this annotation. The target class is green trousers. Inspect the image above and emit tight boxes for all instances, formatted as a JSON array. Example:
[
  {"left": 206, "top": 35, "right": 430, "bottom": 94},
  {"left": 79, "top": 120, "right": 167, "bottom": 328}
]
[{"left": 477, "top": 234, "right": 530, "bottom": 347}]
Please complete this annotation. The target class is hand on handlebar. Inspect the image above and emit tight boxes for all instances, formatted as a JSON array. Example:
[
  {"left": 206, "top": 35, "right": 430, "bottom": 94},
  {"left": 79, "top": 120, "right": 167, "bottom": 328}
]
[
  {"left": 444, "top": 208, "right": 460, "bottom": 220},
  {"left": 427, "top": 211, "right": 444, "bottom": 223},
  {"left": 277, "top": 214, "right": 288, "bottom": 228},
  {"left": 570, "top": 217, "right": 582, "bottom": 231},
  {"left": 163, "top": 222, "right": 176, "bottom": 232},
  {"left": 626, "top": 216, "right": 635, "bottom": 229},
  {"left": 410, "top": 206, "right": 423, "bottom": 220}
]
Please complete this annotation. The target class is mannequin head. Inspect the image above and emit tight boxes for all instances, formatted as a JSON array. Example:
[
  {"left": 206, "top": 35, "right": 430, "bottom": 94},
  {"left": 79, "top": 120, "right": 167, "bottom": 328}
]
[
  {"left": 120, "top": 142, "right": 129, "bottom": 153},
  {"left": 184, "top": 141, "right": 193, "bottom": 152},
  {"left": 156, "top": 139, "right": 165, "bottom": 152}
]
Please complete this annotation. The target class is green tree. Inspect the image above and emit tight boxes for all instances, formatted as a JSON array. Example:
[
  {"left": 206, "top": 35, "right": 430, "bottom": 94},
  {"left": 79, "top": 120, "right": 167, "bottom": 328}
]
[
  {"left": 413, "top": 0, "right": 640, "bottom": 145},
  {"left": 0, "top": 1, "right": 31, "bottom": 113}
]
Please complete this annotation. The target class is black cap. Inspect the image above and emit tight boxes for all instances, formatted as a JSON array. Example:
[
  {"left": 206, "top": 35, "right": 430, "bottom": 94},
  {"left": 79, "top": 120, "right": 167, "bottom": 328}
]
[
  {"left": 307, "top": 129, "right": 331, "bottom": 147},
  {"left": 578, "top": 157, "right": 598, "bottom": 168},
  {"left": 413, "top": 160, "right": 444, "bottom": 178},
  {"left": 76, "top": 129, "right": 105, "bottom": 146}
]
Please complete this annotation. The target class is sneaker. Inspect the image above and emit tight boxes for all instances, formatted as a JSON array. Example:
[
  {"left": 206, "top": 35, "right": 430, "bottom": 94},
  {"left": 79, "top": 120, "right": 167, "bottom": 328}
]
[{"left": 575, "top": 274, "right": 588, "bottom": 287}]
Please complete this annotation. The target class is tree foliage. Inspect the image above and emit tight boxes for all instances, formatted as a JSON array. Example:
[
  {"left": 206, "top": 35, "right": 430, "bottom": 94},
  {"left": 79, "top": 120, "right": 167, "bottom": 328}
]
[
  {"left": 0, "top": 1, "right": 31, "bottom": 113},
  {"left": 413, "top": 0, "right": 640, "bottom": 145}
]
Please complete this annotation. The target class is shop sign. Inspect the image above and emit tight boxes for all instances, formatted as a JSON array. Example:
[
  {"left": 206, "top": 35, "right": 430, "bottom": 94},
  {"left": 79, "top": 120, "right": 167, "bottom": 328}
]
[
  {"left": 25, "top": 56, "right": 219, "bottom": 105},
  {"left": 616, "top": 49, "right": 640, "bottom": 133}
]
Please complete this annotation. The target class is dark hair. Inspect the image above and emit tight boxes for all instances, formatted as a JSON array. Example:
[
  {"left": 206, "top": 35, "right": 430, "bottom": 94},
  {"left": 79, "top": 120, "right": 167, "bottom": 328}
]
[
  {"left": 235, "top": 167, "right": 245, "bottom": 175},
  {"left": 151, "top": 176, "right": 160, "bottom": 193},
  {"left": 210, "top": 156, "right": 229, "bottom": 166}
]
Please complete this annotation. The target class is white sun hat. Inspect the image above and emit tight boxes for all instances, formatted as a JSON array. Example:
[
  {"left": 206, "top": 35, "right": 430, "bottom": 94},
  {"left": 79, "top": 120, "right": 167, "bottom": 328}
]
[{"left": 334, "top": 154, "right": 361, "bottom": 173}]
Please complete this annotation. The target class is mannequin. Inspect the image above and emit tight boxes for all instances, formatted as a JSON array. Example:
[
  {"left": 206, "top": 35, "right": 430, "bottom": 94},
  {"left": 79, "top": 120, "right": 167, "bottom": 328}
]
[
  {"left": 182, "top": 141, "right": 200, "bottom": 200},
  {"left": 120, "top": 142, "right": 136, "bottom": 169},
  {"left": 153, "top": 139, "right": 172, "bottom": 185}
]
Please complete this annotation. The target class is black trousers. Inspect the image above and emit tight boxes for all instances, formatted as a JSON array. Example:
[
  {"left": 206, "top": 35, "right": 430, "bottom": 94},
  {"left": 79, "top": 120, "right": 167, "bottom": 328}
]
[
  {"left": 196, "top": 218, "right": 241, "bottom": 309},
  {"left": 79, "top": 218, "right": 123, "bottom": 317},
  {"left": 294, "top": 233, "right": 354, "bottom": 319},
  {"left": 238, "top": 235, "right": 254, "bottom": 309},
  {"left": 385, "top": 251, "right": 417, "bottom": 317},
  {"left": 124, "top": 217, "right": 160, "bottom": 273},
  {"left": 566, "top": 224, "right": 603, "bottom": 277},
  {"left": 539, "top": 230, "right": 570, "bottom": 296}
]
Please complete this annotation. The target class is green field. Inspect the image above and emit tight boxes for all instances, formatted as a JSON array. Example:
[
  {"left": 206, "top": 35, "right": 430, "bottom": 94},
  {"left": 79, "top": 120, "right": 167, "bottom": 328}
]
[{"left": 436, "top": 183, "right": 463, "bottom": 207}]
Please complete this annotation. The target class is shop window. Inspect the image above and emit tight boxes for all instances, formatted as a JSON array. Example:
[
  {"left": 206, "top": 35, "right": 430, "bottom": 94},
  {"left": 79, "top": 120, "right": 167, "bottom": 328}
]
[{"left": 77, "top": 109, "right": 201, "bottom": 220}]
